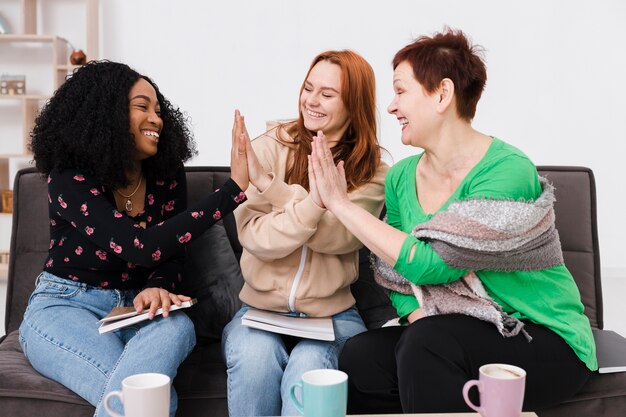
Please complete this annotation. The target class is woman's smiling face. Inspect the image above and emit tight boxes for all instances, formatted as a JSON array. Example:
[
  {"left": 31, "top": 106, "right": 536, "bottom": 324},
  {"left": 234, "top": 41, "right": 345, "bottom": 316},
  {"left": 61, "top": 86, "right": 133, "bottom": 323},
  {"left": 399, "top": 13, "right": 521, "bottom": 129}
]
[
  {"left": 128, "top": 78, "right": 163, "bottom": 160},
  {"left": 299, "top": 60, "right": 350, "bottom": 146}
]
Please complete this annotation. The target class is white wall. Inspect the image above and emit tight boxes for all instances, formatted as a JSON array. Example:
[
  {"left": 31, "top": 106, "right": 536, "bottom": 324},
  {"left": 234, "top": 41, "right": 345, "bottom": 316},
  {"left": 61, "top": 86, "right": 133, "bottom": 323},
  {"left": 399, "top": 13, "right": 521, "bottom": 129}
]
[{"left": 1, "top": 0, "right": 625, "bottom": 275}]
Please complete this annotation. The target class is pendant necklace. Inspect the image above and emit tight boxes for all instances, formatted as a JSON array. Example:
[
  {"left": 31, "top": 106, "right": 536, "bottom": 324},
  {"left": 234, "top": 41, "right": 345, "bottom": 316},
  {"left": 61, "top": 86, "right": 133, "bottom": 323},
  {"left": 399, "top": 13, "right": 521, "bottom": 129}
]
[{"left": 115, "top": 175, "right": 143, "bottom": 213}]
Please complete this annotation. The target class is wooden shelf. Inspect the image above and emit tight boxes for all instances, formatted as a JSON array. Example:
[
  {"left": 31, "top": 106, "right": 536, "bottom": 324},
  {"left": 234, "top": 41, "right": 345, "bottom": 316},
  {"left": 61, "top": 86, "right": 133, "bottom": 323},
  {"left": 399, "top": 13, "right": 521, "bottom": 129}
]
[
  {"left": 0, "top": 94, "right": 51, "bottom": 101},
  {"left": 1, "top": 0, "right": 99, "bottom": 157},
  {"left": 0, "top": 34, "right": 58, "bottom": 42}
]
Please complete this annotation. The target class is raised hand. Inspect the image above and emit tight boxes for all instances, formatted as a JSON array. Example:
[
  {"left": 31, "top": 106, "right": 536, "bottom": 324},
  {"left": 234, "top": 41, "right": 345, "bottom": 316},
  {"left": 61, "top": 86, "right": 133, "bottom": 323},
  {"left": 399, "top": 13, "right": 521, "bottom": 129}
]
[
  {"left": 309, "top": 131, "right": 349, "bottom": 211},
  {"left": 307, "top": 154, "right": 324, "bottom": 208},
  {"left": 230, "top": 109, "right": 250, "bottom": 191},
  {"left": 239, "top": 113, "right": 272, "bottom": 192}
]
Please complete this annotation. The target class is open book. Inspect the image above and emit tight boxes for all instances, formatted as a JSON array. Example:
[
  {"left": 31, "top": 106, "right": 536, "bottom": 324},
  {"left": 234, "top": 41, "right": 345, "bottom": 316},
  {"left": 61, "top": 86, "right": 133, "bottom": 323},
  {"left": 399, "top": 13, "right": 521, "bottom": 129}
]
[
  {"left": 593, "top": 329, "right": 626, "bottom": 373},
  {"left": 98, "top": 299, "right": 197, "bottom": 334},
  {"left": 241, "top": 308, "right": 335, "bottom": 341}
]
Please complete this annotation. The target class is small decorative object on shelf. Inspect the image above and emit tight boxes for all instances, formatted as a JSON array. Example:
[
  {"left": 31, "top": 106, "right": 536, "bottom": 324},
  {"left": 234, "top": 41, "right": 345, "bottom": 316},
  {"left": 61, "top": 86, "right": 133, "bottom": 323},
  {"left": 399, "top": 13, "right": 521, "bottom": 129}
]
[
  {"left": 0, "top": 12, "right": 10, "bottom": 34},
  {"left": 2, "top": 191, "right": 12, "bottom": 213},
  {"left": 70, "top": 49, "right": 87, "bottom": 65},
  {"left": 0, "top": 74, "right": 26, "bottom": 95}
]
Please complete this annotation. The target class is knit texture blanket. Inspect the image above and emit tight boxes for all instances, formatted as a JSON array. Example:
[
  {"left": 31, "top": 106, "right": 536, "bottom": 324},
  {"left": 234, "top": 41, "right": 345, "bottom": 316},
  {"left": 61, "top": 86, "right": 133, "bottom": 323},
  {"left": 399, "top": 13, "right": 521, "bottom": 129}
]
[{"left": 373, "top": 177, "right": 563, "bottom": 340}]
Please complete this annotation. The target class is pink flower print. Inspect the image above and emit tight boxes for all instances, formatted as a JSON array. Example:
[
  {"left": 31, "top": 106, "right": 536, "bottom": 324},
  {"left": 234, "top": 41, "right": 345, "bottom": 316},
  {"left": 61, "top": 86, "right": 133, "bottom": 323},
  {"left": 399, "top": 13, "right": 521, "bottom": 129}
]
[
  {"left": 164, "top": 200, "right": 175, "bottom": 211},
  {"left": 121, "top": 272, "right": 129, "bottom": 282},
  {"left": 99, "top": 281, "right": 109, "bottom": 288},
  {"left": 113, "top": 211, "right": 123, "bottom": 218},
  {"left": 177, "top": 232, "right": 192, "bottom": 243},
  {"left": 50, "top": 219, "right": 56, "bottom": 226},
  {"left": 58, "top": 237, "right": 66, "bottom": 246},
  {"left": 157, "top": 221, "right": 164, "bottom": 226},
  {"left": 169, "top": 180, "right": 178, "bottom": 190},
  {"left": 47, "top": 175, "right": 51, "bottom": 184},
  {"left": 49, "top": 239, "right": 55, "bottom": 249},
  {"left": 147, "top": 215, "right": 152, "bottom": 222},
  {"left": 64, "top": 257, "right": 70, "bottom": 262},
  {"left": 134, "top": 237, "right": 141, "bottom": 248},
  {"left": 84, "top": 226, "right": 94, "bottom": 235},
  {"left": 81, "top": 203, "right": 88, "bottom": 212},
  {"left": 90, "top": 188, "right": 101, "bottom": 196},
  {"left": 71, "top": 221, "right": 77, "bottom": 228},
  {"left": 213, "top": 210, "right": 222, "bottom": 220},
  {"left": 191, "top": 211, "right": 204, "bottom": 219},
  {"left": 133, "top": 223, "right": 141, "bottom": 228},
  {"left": 73, "top": 175, "right": 85, "bottom": 182},
  {"left": 69, "top": 275, "right": 79, "bottom": 281},
  {"left": 45, "top": 258, "right": 53, "bottom": 268},
  {"left": 75, "top": 246, "right": 83, "bottom": 255},
  {"left": 96, "top": 250, "right": 107, "bottom": 261},
  {"left": 151, "top": 249, "right": 162, "bottom": 261},
  {"left": 234, "top": 191, "right": 246, "bottom": 203},
  {"left": 156, "top": 180, "right": 165, "bottom": 186},
  {"left": 58, "top": 196, "right": 67, "bottom": 209},
  {"left": 110, "top": 239, "right": 123, "bottom": 254},
  {"left": 147, "top": 194, "right": 154, "bottom": 205}
]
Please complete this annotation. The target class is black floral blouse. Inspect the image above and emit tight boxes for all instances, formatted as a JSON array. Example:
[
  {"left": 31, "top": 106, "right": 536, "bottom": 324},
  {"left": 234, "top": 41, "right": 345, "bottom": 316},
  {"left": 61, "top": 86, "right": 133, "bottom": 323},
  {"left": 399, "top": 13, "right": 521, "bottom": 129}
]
[{"left": 44, "top": 167, "right": 246, "bottom": 292}]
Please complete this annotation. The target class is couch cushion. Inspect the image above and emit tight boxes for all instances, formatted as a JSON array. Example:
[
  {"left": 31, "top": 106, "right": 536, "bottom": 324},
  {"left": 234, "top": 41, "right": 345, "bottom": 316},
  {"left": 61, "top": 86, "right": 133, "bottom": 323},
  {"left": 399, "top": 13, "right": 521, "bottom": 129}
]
[
  {"left": 0, "top": 331, "right": 93, "bottom": 416},
  {"left": 181, "top": 221, "right": 244, "bottom": 344}
]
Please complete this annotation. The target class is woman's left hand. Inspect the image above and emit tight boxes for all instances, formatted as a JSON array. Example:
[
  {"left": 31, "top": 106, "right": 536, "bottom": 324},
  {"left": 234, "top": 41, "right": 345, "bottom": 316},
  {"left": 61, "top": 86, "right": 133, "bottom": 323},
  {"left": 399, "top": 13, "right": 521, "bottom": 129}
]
[
  {"left": 309, "top": 131, "right": 349, "bottom": 211},
  {"left": 133, "top": 288, "right": 191, "bottom": 319}
]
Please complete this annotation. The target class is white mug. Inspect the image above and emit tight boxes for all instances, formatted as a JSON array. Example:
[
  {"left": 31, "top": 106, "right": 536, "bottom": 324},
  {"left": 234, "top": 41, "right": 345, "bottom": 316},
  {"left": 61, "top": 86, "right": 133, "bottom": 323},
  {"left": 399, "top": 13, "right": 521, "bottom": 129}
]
[{"left": 104, "top": 373, "right": 170, "bottom": 417}]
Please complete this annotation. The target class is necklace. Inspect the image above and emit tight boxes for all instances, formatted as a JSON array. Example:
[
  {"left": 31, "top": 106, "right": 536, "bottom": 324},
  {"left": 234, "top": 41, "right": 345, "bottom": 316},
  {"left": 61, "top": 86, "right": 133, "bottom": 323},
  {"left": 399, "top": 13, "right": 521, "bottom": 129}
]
[{"left": 114, "top": 175, "right": 143, "bottom": 213}]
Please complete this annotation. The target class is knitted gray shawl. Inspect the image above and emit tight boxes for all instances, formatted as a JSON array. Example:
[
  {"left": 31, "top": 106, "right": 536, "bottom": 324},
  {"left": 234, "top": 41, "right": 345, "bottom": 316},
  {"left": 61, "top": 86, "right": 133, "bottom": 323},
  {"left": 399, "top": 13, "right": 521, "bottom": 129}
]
[{"left": 372, "top": 177, "right": 563, "bottom": 340}]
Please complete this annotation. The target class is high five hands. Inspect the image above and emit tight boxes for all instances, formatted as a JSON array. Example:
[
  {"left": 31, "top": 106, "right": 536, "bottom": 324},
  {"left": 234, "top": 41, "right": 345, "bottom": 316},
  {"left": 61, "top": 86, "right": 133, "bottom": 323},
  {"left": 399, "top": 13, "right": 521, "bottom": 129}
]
[
  {"left": 308, "top": 131, "right": 349, "bottom": 211},
  {"left": 231, "top": 110, "right": 271, "bottom": 192}
]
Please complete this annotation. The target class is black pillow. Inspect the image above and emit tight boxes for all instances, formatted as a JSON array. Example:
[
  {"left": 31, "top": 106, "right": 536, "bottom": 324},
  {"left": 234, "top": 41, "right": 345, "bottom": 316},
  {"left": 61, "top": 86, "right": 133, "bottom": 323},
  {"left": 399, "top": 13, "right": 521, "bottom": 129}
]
[
  {"left": 351, "top": 246, "right": 397, "bottom": 329},
  {"left": 181, "top": 220, "right": 244, "bottom": 344}
]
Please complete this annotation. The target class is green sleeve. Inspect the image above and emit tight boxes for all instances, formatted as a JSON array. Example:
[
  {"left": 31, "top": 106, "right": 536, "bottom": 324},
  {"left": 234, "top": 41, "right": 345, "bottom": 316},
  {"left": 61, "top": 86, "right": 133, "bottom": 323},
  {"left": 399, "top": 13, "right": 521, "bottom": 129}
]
[{"left": 390, "top": 291, "right": 420, "bottom": 319}]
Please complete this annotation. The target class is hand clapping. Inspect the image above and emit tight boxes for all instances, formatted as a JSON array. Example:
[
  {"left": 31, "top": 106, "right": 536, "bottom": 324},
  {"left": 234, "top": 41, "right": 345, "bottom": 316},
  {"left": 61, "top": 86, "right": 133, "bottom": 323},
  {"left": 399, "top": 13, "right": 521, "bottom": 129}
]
[{"left": 308, "top": 131, "right": 349, "bottom": 211}]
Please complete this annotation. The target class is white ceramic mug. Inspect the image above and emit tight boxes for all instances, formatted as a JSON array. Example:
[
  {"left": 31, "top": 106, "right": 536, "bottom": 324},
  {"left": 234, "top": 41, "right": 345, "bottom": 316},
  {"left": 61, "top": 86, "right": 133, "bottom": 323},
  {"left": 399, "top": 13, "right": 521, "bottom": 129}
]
[{"left": 104, "top": 373, "right": 170, "bottom": 417}]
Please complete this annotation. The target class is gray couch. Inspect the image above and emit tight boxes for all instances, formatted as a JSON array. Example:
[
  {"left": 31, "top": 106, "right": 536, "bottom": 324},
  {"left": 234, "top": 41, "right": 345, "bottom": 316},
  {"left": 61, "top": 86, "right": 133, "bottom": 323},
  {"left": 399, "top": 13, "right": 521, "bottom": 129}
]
[{"left": 1, "top": 166, "right": 624, "bottom": 416}]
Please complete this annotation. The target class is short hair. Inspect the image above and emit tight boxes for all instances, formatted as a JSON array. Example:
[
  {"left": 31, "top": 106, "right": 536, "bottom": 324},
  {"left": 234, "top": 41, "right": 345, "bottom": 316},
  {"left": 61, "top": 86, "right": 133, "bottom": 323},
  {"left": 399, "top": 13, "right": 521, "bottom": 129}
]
[
  {"left": 30, "top": 60, "right": 196, "bottom": 188},
  {"left": 285, "top": 50, "right": 381, "bottom": 192},
  {"left": 393, "top": 28, "right": 487, "bottom": 121}
]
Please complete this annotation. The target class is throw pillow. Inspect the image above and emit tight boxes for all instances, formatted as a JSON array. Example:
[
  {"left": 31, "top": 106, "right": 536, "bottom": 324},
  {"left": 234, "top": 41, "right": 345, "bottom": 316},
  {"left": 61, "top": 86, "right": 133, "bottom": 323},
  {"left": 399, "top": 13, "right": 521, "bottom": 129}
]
[{"left": 181, "top": 220, "right": 244, "bottom": 344}]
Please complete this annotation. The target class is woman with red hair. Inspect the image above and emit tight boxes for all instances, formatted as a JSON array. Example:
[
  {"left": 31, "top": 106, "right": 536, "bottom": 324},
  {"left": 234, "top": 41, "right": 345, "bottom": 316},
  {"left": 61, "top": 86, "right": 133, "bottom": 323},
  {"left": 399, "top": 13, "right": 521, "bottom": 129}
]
[{"left": 221, "top": 50, "right": 388, "bottom": 417}]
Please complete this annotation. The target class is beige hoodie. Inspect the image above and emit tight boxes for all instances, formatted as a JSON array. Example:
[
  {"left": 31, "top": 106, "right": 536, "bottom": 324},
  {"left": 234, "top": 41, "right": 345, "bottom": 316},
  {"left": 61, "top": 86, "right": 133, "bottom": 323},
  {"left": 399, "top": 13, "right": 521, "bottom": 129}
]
[{"left": 234, "top": 127, "right": 388, "bottom": 317}]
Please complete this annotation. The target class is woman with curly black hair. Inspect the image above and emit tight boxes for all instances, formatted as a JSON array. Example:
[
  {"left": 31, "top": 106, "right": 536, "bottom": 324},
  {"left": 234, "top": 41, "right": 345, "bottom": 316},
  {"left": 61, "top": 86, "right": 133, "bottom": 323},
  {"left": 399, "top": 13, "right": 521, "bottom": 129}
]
[{"left": 19, "top": 60, "right": 253, "bottom": 417}]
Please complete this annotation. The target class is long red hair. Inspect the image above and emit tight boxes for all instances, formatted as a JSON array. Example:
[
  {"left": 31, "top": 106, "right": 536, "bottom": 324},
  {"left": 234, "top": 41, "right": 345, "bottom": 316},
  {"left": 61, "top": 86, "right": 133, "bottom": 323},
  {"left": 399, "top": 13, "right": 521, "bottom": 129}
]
[{"left": 278, "top": 50, "right": 380, "bottom": 192}]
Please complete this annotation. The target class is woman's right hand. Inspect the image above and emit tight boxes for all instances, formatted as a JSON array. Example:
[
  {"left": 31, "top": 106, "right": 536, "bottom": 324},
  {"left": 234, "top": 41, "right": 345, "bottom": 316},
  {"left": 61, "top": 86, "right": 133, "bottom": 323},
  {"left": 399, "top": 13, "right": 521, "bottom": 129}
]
[
  {"left": 233, "top": 110, "right": 272, "bottom": 192},
  {"left": 230, "top": 110, "right": 250, "bottom": 191}
]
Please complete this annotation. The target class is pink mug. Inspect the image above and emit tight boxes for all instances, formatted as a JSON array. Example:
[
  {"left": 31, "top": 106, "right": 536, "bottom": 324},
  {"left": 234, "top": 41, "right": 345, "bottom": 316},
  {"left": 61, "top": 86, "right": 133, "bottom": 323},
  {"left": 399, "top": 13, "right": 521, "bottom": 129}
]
[{"left": 462, "top": 363, "right": 526, "bottom": 417}]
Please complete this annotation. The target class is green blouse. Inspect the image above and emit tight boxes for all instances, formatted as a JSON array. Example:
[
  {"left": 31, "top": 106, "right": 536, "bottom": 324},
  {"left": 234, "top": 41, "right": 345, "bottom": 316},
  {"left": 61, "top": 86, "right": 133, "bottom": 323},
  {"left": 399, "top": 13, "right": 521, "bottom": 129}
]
[{"left": 385, "top": 137, "right": 597, "bottom": 370}]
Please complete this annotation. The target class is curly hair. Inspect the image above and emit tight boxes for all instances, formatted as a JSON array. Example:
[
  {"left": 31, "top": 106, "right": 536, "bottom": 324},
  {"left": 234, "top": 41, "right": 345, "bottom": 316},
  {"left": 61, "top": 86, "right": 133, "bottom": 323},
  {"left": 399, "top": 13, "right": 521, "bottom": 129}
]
[{"left": 30, "top": 60, "right": 196, "bottom": 188}]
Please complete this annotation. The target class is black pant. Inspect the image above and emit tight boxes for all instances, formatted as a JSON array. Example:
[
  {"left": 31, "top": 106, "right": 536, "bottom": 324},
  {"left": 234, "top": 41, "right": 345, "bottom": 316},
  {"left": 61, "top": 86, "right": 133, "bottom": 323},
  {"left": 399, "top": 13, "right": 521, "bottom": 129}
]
[{"left": 339, "top": 314, "right": 590, "bottom": 414}]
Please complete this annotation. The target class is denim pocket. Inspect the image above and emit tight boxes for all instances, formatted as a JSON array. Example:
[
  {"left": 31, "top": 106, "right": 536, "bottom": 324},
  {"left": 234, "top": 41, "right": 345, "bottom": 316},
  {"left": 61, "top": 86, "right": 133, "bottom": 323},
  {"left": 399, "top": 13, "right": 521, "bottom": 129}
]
[{"left": 32, "top": 278, "right": 84, "bottom": 300}]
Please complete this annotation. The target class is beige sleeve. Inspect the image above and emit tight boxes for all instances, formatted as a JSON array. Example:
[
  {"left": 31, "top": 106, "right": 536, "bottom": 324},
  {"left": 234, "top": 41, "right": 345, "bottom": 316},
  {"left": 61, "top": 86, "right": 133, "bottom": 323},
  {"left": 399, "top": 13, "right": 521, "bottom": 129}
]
[{"left": 234, "top": 135, "right": 327, "bottom": 261}]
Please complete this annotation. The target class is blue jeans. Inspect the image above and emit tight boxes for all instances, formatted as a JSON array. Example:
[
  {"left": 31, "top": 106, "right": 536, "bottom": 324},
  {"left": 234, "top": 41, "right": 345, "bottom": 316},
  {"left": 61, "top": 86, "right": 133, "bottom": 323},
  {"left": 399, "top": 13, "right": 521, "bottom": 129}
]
[
  {"left": 222, "top": 304, "right": 367, "bottom": 417},
  {"left": 18, "top": 272, "right": 196, "bottom": 417}
]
